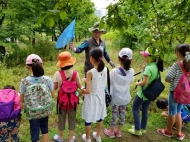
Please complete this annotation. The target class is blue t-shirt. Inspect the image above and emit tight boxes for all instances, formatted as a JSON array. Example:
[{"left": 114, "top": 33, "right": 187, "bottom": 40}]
[{"left": 20, "top": 76, "right": 54, "bottom": 95}]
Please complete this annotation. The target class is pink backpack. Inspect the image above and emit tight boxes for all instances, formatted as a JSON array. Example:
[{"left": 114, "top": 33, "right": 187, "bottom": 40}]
[
  {"left": 57, "top": 70, "right": 78, "bottom": 111},
  {"left": 173, "top": 62, "right": 190, "bottom": 104},
  {"left": 0, "top": 89, "right": 21, "bottom": 122}
]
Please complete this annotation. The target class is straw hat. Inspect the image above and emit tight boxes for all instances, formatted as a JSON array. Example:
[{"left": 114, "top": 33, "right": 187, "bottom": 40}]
[{"left": 56, "top": 52, "right": 76, "bottom": 68}]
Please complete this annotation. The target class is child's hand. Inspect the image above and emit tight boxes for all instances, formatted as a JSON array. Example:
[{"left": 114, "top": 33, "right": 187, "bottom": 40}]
[
  {"left": 81, "top": 88, "right": 87, "bottom": 96},
  {"left": 82, "top": 78, "right": 87, "bottom": 82},
  {"left": 142, "top": 64, "right": 146, "bottom": 70},
  {"left": 135, "top": 82, "right": 139, "bottom": 86}
]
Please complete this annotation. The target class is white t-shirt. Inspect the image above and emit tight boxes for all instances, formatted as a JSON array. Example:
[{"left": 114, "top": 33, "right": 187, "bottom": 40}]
[{"left": 110, "top": 67, "right": 134, "bottom": 106}]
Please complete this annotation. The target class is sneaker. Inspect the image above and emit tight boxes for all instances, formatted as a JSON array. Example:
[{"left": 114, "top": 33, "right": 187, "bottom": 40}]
[
  {"left": 104, "top": 129, "right": 115, "bottom": 138},
  {"left": 141, "top": 129, "right": 146, "bottom": 134},
  {"left": 128, "top": 128, "right": 142, "bottom": 136},
  {"left": 53, "top": 134, "right": 64, "bottom": 142},
  {"left": 177, "top": 133, "right": 185, "bottom": 141},
  {"left": 82, "top": 134, "right": 91, "bottom": 142},
  {"left": 157, "top": 129, "right": 172, "bottom": 138},
  {"left": 92, "top": 132, "right": 102, "bottom": 142},
  {"left": 69, "top": 136, "right": 76, "bottom": 142},
  {"left": 115, "top": 131, "right": 122, "bottom": 137}
]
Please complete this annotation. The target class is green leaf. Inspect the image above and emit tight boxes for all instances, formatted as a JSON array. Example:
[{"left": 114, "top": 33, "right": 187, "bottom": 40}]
[
  {"left": 59, "top": 11, "right": 67, "bottom": 21},
  {"left": 46, "top": 17, "right": 55, "bottom": 29},
  {"left": 38, "top": 12, "right": 47, "bottom": 24}
]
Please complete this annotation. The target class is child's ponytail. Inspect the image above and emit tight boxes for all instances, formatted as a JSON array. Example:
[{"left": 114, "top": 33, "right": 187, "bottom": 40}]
[
  {"left": 119, "top": 55, "right": 131, "bottom": 71},
  {"left": 97, "top": 59, "right": 105, "bottom": 72},
  {"left": 176, "top": 44, "right": 190, "bottom": 72},
  {"left": 90, "top": 48, "right": 105, "bottom": 72}
]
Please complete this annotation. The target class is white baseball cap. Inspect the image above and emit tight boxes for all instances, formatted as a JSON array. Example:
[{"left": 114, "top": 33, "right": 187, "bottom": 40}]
[{"left": 119, "top": 48, "right": 133, "bottom": 60}]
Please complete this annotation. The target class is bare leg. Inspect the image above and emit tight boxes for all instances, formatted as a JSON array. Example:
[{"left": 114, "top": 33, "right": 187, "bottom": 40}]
[
  {"left": 110, "top": 126, "right": 115, "bottom": 133},
  {"left": 42, "top": 133, "right": 48, "bottom": 142},
  {"left": 175, "top": 113, "right": 182, "bottom": 135},
  {"left": 69, "top": 130, "right": 74, "bottom": 141},
  {"left": 116, "top": 125, "right": 122, "bottom": 133},
  {"left": 166, "top": 115, "right": 175, "bottom": 133},
  {"left": 96, "top": 121, "right": 103, "bottom": 137},
  {"left": 85, "top": 125, "right": 91, "bottom": 139},
  {"left": 59, "top": 131, "right": 63, "bottom": 139}
]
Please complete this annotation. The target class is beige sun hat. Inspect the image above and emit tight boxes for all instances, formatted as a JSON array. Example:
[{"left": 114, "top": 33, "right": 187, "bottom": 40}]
[{"left": 88, "top": 22, "right": 106, "bottom": 34}]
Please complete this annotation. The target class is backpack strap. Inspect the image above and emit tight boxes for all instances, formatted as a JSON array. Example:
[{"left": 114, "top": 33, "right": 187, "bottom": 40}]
[
  {"left": 106, "top": 67, "right": 110, "bottom": 94},
  {"left": 178, "top": 61, "right": 187, "bottom": 74},
  {"left": 118, "top": 67, "right": 127, "bottom": 76},
  {"left": 59, "top": 70, "right": 67, "bottom": 81},
  {"left": 71, "top": 71, "right": 77, "bottom": 82}
]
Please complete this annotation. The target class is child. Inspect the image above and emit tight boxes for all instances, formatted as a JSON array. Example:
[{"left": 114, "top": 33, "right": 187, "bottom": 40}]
[
  {"left": 128, "top": 48, "right": 163, "bottom": 136},
  {"left": 156, "top": 98, "right": 190, "bottom": 128},
  {"left": 0, "top": 85, "right": 21, "bottom": 142},
  {"left": 52, "top": 52, "right": 82, "bottom": 142},
  {"left": 104, "top": 48, "right": 134, "bottom": 138},
  {"left": 157, "top": 44, "right": 190, "bottom": 141},
  {"left": 81, "top": 48, "right": 107, "bottom": 142},
  {"left": 20, "top": 54, "right": 54, "bottom": 142}
]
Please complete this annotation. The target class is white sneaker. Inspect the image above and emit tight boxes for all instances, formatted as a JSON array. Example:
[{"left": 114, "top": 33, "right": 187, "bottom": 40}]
[
  {"left": 82, "top": 134, "right": 91, "bottom": 142},
  {"left": 92, "top": 132, "right": 102, "bottom": 142}
]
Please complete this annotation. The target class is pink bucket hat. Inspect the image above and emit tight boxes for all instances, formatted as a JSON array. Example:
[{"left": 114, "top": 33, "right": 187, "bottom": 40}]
[
  {"left": 140, "top": 48, "right": 151, "bottom": 56},
  {"left": 26, "top": 54, "right": 43, "bottom": 64}
]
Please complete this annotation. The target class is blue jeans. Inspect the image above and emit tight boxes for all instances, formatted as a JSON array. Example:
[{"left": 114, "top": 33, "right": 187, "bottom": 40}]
[
  {"left": 132, "top": 95, "right": 151, "bottom": 131},
  {"left": 168, "top": 91, "right": 182, "bottom": 115}
]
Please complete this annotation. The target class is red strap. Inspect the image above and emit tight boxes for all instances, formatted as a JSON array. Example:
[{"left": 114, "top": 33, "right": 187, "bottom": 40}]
[
  {"left": 59, "top": 70, "right": 77, "bottom": 81},
  {"left": 178, "top": 61, "right": 187, "bottom": 74},
  {"left": 71, "top": 71, "right": 77, "bottom": 81},
  {"left": 59, "top": 70, "right": 67, "bottom": 81}
]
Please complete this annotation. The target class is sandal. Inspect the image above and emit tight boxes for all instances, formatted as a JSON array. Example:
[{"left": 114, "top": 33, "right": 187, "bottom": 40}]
[
  {"left": 103, "top": 129, "right": 115, "bottom": 138},
  {"left": 115, "top": 131, "right": 122, "bottom": 137},
  {"left": 157, "top": 129, "right": 172, "bottom": 138}
]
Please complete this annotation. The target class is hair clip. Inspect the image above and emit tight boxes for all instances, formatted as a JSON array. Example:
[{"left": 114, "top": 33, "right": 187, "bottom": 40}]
[
  {"left": 32, "top": 58, "right": 39, "bottom": 63},
  {"left": 98, "top": 57, "right": 102, "bottom": 61}
]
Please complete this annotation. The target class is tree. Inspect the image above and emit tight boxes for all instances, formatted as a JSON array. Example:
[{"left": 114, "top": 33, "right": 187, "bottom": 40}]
[
  {"left": 38, "top": 0, "right": 98, "bottom": 42},
  {"left": 101, "top": 0, "right": 190, "bottom": 57}
]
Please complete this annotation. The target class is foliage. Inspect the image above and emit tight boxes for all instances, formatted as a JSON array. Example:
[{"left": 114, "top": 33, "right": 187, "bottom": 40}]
[
  {"left": 0, "top": 0, "right": 56, "bottom": 45},
  {"left": 102, "top": 0, "right": 190, "bottom": 59},
  {"left": 38, "top": 0, "right": 98, "bottom": 42}
]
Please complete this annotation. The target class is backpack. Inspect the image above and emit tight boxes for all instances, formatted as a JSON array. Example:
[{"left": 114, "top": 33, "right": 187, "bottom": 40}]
[
  {"left": 173, "top": 62, "right": 190, "bottom": 104},
  {"left": 0, "top": 89, "right": 21, "bottom": 122},
  {"left": 57, "top": 70, "right": 78, "bottom": 111},
  {"left": 23, "top": 77, "right": 53, "bottom": 120}
]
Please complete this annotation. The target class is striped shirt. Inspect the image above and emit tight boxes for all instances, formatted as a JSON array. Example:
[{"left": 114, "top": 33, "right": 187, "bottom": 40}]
[{"left": 166, "top": 62, "right": 183, "bottom": 91}]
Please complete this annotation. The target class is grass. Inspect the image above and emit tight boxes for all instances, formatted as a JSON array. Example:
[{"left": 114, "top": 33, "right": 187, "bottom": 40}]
[{"left": 1, "top": 42, "right": 190, "bottom": 142}]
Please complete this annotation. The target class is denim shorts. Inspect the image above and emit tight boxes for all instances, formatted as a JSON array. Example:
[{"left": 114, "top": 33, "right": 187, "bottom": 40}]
[{"left": 168, "top": 91, "right": 182, "bottom": 115}]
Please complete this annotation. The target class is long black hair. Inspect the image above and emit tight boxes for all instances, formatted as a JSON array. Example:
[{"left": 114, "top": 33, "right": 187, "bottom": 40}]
[
  {"left": 89, "top": 48, "right": 105, "bottom": 72},
  {"left": 118, "top": 55, "right": 131, "bottom": 70},
  {"left": 175, "top": 44, "right": 190, "bottom": 72},
  {"left": 27, "top": 59, "right": 44, "bottom": 77}
]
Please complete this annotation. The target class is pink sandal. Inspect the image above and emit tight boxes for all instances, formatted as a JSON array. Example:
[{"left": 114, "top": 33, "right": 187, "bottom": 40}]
[
  {"left": 157, "top": 129, "right": 172, "bottom": 138},
  {"left": 115, "top": 131, "right": 122, "bottom": 137},
  {"left": 104, "top": 129, "right": 115, "bottom": 138}
]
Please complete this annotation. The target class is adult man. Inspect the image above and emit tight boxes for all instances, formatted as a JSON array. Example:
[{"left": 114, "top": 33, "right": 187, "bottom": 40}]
[{"left": 69, "top": 22, "right": 115, "bottom": 74}]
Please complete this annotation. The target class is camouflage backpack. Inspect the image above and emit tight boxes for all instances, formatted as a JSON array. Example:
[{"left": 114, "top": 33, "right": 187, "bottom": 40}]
[{"left": 23, "top": 77, "right": 53, "bottom": 120}]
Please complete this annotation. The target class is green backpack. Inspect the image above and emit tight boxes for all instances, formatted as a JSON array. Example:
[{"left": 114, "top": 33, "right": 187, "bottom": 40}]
[{"left": 23, "top": 77, "right": 53, "bottom": 120}]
